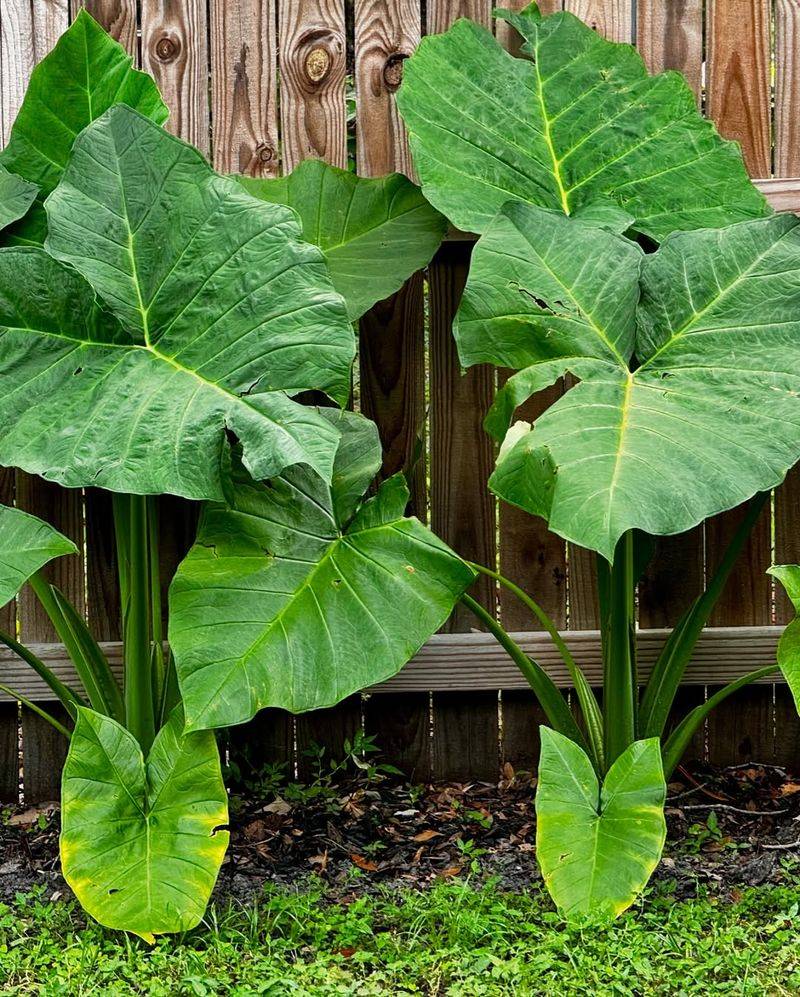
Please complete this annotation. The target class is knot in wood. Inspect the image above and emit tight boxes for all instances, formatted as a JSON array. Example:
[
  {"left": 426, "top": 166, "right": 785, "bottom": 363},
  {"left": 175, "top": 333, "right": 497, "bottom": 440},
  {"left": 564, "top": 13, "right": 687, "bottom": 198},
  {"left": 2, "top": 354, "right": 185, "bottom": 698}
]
[
  {"left": 255, "top": 142, "right": 276, "bottom": 165},
  {"left": 383, "top": 54, "right": 407, "bottom": 92},
  {"left": 305, "top": 46, "right": 331, "bottom": 84},
  {"left": 154, "top": 33, "right": 180, "bottom": 64}
]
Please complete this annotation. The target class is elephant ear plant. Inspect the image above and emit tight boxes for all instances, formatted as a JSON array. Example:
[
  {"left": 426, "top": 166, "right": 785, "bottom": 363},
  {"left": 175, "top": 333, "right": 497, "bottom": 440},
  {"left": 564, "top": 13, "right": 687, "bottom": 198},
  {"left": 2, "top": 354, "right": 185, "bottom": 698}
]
[
  {"left": 0, "top": 13, "right": 466, "bottom": 939},
  {"left": 399, "top": 2, "right": 800, "bottom": 922}
]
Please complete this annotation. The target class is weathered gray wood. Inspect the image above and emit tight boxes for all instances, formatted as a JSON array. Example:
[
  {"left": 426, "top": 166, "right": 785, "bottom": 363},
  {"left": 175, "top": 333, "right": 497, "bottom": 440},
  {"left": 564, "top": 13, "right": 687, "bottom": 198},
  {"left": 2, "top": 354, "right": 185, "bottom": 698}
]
[{"left": 0, "top": 626, "right": 786, "bottom": 701}]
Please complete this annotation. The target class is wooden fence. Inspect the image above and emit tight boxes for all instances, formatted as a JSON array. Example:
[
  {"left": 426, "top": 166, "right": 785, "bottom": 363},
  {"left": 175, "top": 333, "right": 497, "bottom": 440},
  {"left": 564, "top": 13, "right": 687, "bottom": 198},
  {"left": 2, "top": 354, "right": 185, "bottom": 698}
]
[{"left": 2, "top": 0, "right": 800, "bottom": 802}]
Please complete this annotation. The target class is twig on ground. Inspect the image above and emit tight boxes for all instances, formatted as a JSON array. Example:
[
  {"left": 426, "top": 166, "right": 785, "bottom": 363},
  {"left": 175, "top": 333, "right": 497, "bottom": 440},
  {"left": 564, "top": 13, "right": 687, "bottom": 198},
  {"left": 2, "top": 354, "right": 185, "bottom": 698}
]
[{"left": 678, "top": 804, "right": 787, "bottom": 817}]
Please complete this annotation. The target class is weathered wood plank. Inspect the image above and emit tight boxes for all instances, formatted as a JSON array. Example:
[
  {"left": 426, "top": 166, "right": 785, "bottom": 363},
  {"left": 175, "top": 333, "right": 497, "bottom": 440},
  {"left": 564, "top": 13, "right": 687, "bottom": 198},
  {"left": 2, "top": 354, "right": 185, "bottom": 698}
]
[
  {"left": 705, "top": 0, "right": 771, "bottom": 177},
  {"left": 21, "top": 705, "right": 70, "bottom": 804},
  {"left": 637, "top": 0, "right": 702, "bottom": 97},
  {"left": 501, "top": 690, "right": 546, "bottom": 774},
  {"left": 210, "top": 0, "right": 278, "bottom": 177},
  {"left": 432, "top": 691, "right": 499, "bottom": 782},
  {"left": 0, "top": 704, "right": 18, "bottom": 804},
  {"left": 0, "top": 626, "right": 789, "bottom": 700},
  {"left": 141, "top": 0, "right": 209, "bottom": 155},
  {"left": 70, "top": 1, "right": 137, "bottom": 52},
  {"left": 278, "top": 0, "right": 346, "bottom": 171},
  {"left": 295, "top": 694, "right": 362, "bottom": 782},
  {"left": 363, "top": 692, "right": 431, "bottom": 782},
  {"left": 427, "top": 0, "right": 491, "bottom": 32},
  {"left": 563, "top": 0, "right": 632, "bottom": 43}
]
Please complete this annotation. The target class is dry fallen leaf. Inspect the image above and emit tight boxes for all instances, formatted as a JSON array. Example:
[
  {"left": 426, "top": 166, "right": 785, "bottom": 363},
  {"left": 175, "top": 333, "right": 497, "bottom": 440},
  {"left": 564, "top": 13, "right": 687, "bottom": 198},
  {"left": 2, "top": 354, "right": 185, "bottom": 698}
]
[
  {"left": 439, "top": 865, "right": 463, "bottom": 878},
  {"left": 779, "top": 782, "right": 800, "bottom": 797},
  {"left": 412, "top": 829, "right": 442, "bottom": 843},
  {"left": 309, "top": 849, "right": 329, "bottom": 873},
  {"left": 350, "top": 853, "right": 378, "bottom": 872}
]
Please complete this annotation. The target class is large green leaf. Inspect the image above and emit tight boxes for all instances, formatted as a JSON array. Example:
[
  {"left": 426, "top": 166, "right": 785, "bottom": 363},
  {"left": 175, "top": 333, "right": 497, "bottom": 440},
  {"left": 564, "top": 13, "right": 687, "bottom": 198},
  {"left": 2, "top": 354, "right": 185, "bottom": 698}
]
[
  {"left": 170, "top": 409, "right": 475, "bottom": 731},
  {"left": 0, "top": 504, "right": 77, "bottom": 608},
  {"left": 535, "top": 728, "right": 666, "bottom": 922},
  {"left": 769, "top": 565, "right": 800, "bottom": 715},
  {"left": 60, "top": 706, "right": 229, "bottom": 941},
  {"left": 396, "top": 5, "right": 767, "bottom": 239},
  {"left": 0, "top": 105, "right": 355, "bottom": 498},
  {"left": 0, "top": 167, "right": 37, "bottom": 233},
  {"left": 239, "top": 159, "right": 447, "bottom": 320},
  {"left": 463, "top": 205, "right": 800, "bottom": 560},
  {"left": 0, "top": 9, "right": 168, "bottom": 246}
]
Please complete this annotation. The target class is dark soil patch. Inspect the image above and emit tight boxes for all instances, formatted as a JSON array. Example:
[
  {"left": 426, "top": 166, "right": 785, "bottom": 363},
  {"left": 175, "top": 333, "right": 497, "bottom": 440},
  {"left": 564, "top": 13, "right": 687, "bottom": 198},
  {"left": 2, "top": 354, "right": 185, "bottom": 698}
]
[{"left": 4, "top": 760, "right": 800, "bottom": 906}]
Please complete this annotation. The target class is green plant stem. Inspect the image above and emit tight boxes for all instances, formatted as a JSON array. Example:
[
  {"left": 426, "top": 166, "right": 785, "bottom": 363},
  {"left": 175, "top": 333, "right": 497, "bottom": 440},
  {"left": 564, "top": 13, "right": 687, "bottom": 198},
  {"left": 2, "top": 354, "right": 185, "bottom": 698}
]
[
  {"left": 0, "top": 682, "right": 72, "bottom": 738},
  {"left": 147, "top": 496, "right": 165, "bottom": 717},
  {"left": 114, "top": 494, "right": 155, "bottom": 753},
  {"left": 28, "top": 572, "right": 119, "bottom": 717},
  {"left": 639, "top": 492, "right": 769, "bottom": 739},
  {"left": 460, "top": 593, "right": 589, "bottom": 755},
  {"left": 0, "top": 627, "right": 84, "bottom": 715},
  {"left": 598, "top": 531, "right": 637, "bottom": 769},
  {"left": 467, "top": 562, "right": 604, "bottom": 772}
]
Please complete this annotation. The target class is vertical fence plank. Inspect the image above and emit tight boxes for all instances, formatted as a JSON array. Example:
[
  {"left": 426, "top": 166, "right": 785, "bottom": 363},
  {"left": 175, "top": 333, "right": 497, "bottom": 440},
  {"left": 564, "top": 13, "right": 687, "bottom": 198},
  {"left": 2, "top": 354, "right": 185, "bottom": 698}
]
[
  {"left": 0, "top": 4, "right": 33, "bottom": 802},
  {"left": 706, "top": 0, "right": 771, "bottom": 177},
  {"left": 141, "top": 0, "right": 209, "bottom": 155},
  {"left": 210, "top": 0, "right": 278, "bottom": 177},
  {"left": 562, "top": 0, "right": 632, "bottom": 42},
  {"left": 703, "top": 1, "right": 773, "bottom": 765},
  {"left": 771, "top": 0, "right": 800, "bottom": 769},
  {"left": 354, "top": 0, "right": 431, "bottom": 777},
  {"left": 278, "top": 0, "right": 347, "bottom": 172},
  {"left": 71, "top": 2, "right": 137, "bottom": 52},
  {"left": 562, "top": 0, "right": 632, "bottom": 630},
  {"left": 6, "top": 3, "right": 76, "bottom": 805},
  {"left": 76, "top": 0, "right": 138, "bottom": 652},
  {"left": 273, "top": 0, "right": 353, "bottom": 773},
  {"left": 209, "top": 0, "right": 289, "bottom": 777},
  {"left": 426, "top": 0, "right": 498, "bottom": 783},
  {"left": 637, "top": 0, "right": 702, "bottom": 97}
]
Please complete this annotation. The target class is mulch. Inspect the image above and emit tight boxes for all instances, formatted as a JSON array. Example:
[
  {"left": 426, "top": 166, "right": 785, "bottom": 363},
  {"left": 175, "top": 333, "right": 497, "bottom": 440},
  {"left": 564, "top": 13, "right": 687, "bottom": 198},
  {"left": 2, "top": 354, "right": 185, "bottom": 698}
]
[{"left": 3, "top": 760, "right": 800, "bottom": 906}]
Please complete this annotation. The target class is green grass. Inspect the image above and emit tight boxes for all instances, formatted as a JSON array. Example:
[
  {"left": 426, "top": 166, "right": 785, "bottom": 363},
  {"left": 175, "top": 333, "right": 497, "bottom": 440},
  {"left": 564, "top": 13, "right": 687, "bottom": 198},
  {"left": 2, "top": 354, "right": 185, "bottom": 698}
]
[{"left": 2, "top": 877, "right": 800, "bottom": 995}]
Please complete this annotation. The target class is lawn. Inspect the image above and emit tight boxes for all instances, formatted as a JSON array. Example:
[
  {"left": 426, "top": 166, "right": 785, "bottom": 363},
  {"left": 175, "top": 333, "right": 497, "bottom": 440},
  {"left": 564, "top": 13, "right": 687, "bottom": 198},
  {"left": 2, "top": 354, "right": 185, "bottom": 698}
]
[{"left": 2, "top": 877, "right": 800, "bottom": 996}]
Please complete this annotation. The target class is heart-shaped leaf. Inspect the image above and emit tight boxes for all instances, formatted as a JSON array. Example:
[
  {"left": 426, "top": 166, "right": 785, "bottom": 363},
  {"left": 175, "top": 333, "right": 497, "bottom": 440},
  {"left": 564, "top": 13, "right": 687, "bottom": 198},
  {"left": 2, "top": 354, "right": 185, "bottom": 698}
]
[
  {"left": 0, "top": 9, "right": 168, "bottom": 246},
  {"left": 239, "top": 159, "right": 447, "bottom": 320},
  {"left": 169, "top": 409, "right": 476, "bottom": 730},
  {"left": 0, "top": 504, "right": 77, "bottom": 608},
  {"left": 460, "top": 204, "right": 800, "bottom": 560},
  {"left": 396, "top": 5, "right": 767, "bottom": 239},
  {"left": 60, "top": 706, "right": 229, "bottom": 941},
  {"left": 0, "top": 105, "right": 355, "bottom": 499},
  {"left": 536, "top": 728, "right": 666, "bottom": 921},
  {"left": 769, "top": 566, "right": 800, "bottom": 715}
]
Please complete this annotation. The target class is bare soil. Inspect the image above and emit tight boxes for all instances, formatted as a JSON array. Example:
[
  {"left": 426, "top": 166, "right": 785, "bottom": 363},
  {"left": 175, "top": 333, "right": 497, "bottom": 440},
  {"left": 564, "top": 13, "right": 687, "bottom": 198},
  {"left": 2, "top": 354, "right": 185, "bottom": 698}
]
[{"left": 3, "top": 760, "right": 800, "bottom": 906}]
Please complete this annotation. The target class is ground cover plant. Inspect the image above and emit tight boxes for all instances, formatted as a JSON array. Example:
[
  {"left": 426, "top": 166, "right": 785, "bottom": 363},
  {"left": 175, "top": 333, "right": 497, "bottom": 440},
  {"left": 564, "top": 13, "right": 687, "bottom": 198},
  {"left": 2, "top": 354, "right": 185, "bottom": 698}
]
[
  {"left": 0, "top": 11, "right": 470, "bottom": 939},
  {"left": 398, "top": 2, "right": 800, "bottom": 921}
]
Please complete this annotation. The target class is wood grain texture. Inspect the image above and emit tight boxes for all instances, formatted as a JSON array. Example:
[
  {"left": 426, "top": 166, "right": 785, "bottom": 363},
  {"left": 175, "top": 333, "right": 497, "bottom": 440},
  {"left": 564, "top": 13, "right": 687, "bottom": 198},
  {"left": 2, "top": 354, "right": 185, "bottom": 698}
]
[
  {"left": 773, "top": 1, "right": 800, "bottom": 626},
  {"left": 359, "top": 280, "right": 427, "bottom": 515},
  {"left": 638, "top": 529, "right": 704, "bottom": 629},
  {"left": 563, "top": 0, "right": 632, "bottom": 42},
  {"left": 637, "top": 0, "right": 702, "bottom": 97},
  {"left": 227, "top": 708, "right": 293, "bottom": 788},
  {"left": 354, "top": 0, "right": 417, "bottom": 178},
  {"left": 141, "top": 0, "right": 209, "bottom": 155},
  {"left": 278, "top": 0, "right": 346, "bottom": 170},
  {"left": 0, "top": 0, "right": 35, "bottom": 143},
  {"left": 0, "top": 704, "right": 18, "bottom": 803},
  {"left": 429, "top": 241, "right": 496, "bottom": 631},
  {"left": 501, "top": 690, "right": 546, "bottom": 773},
  {"left": 706, "top": 685, "right": 775, "bottom": 766},
  {"left": 22, "top": 704, "right": 69, "bottom": 803},
  {"left": 432, "top": 691, "right": 499, "bottom": 781},
  {"left": 363, "top": 692, "right": 431, "bottom": 781},
  {"left": 705, "top": 0, "right": 771, "bottom": 176},
  {"left": 427, "top": 0, "right": 491, "bottom": 32},
  {"left": 773, "top": 688, "right": 800, "bottom": 769},
  {"left": 210, "top": 0, "right": 278, "bottom": 176},
  {"left": 0, "top": 626, "right": 789, "bottom": 700},
  {"left": 70, "top": 1, "right": 137, "bottom": 53}
]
